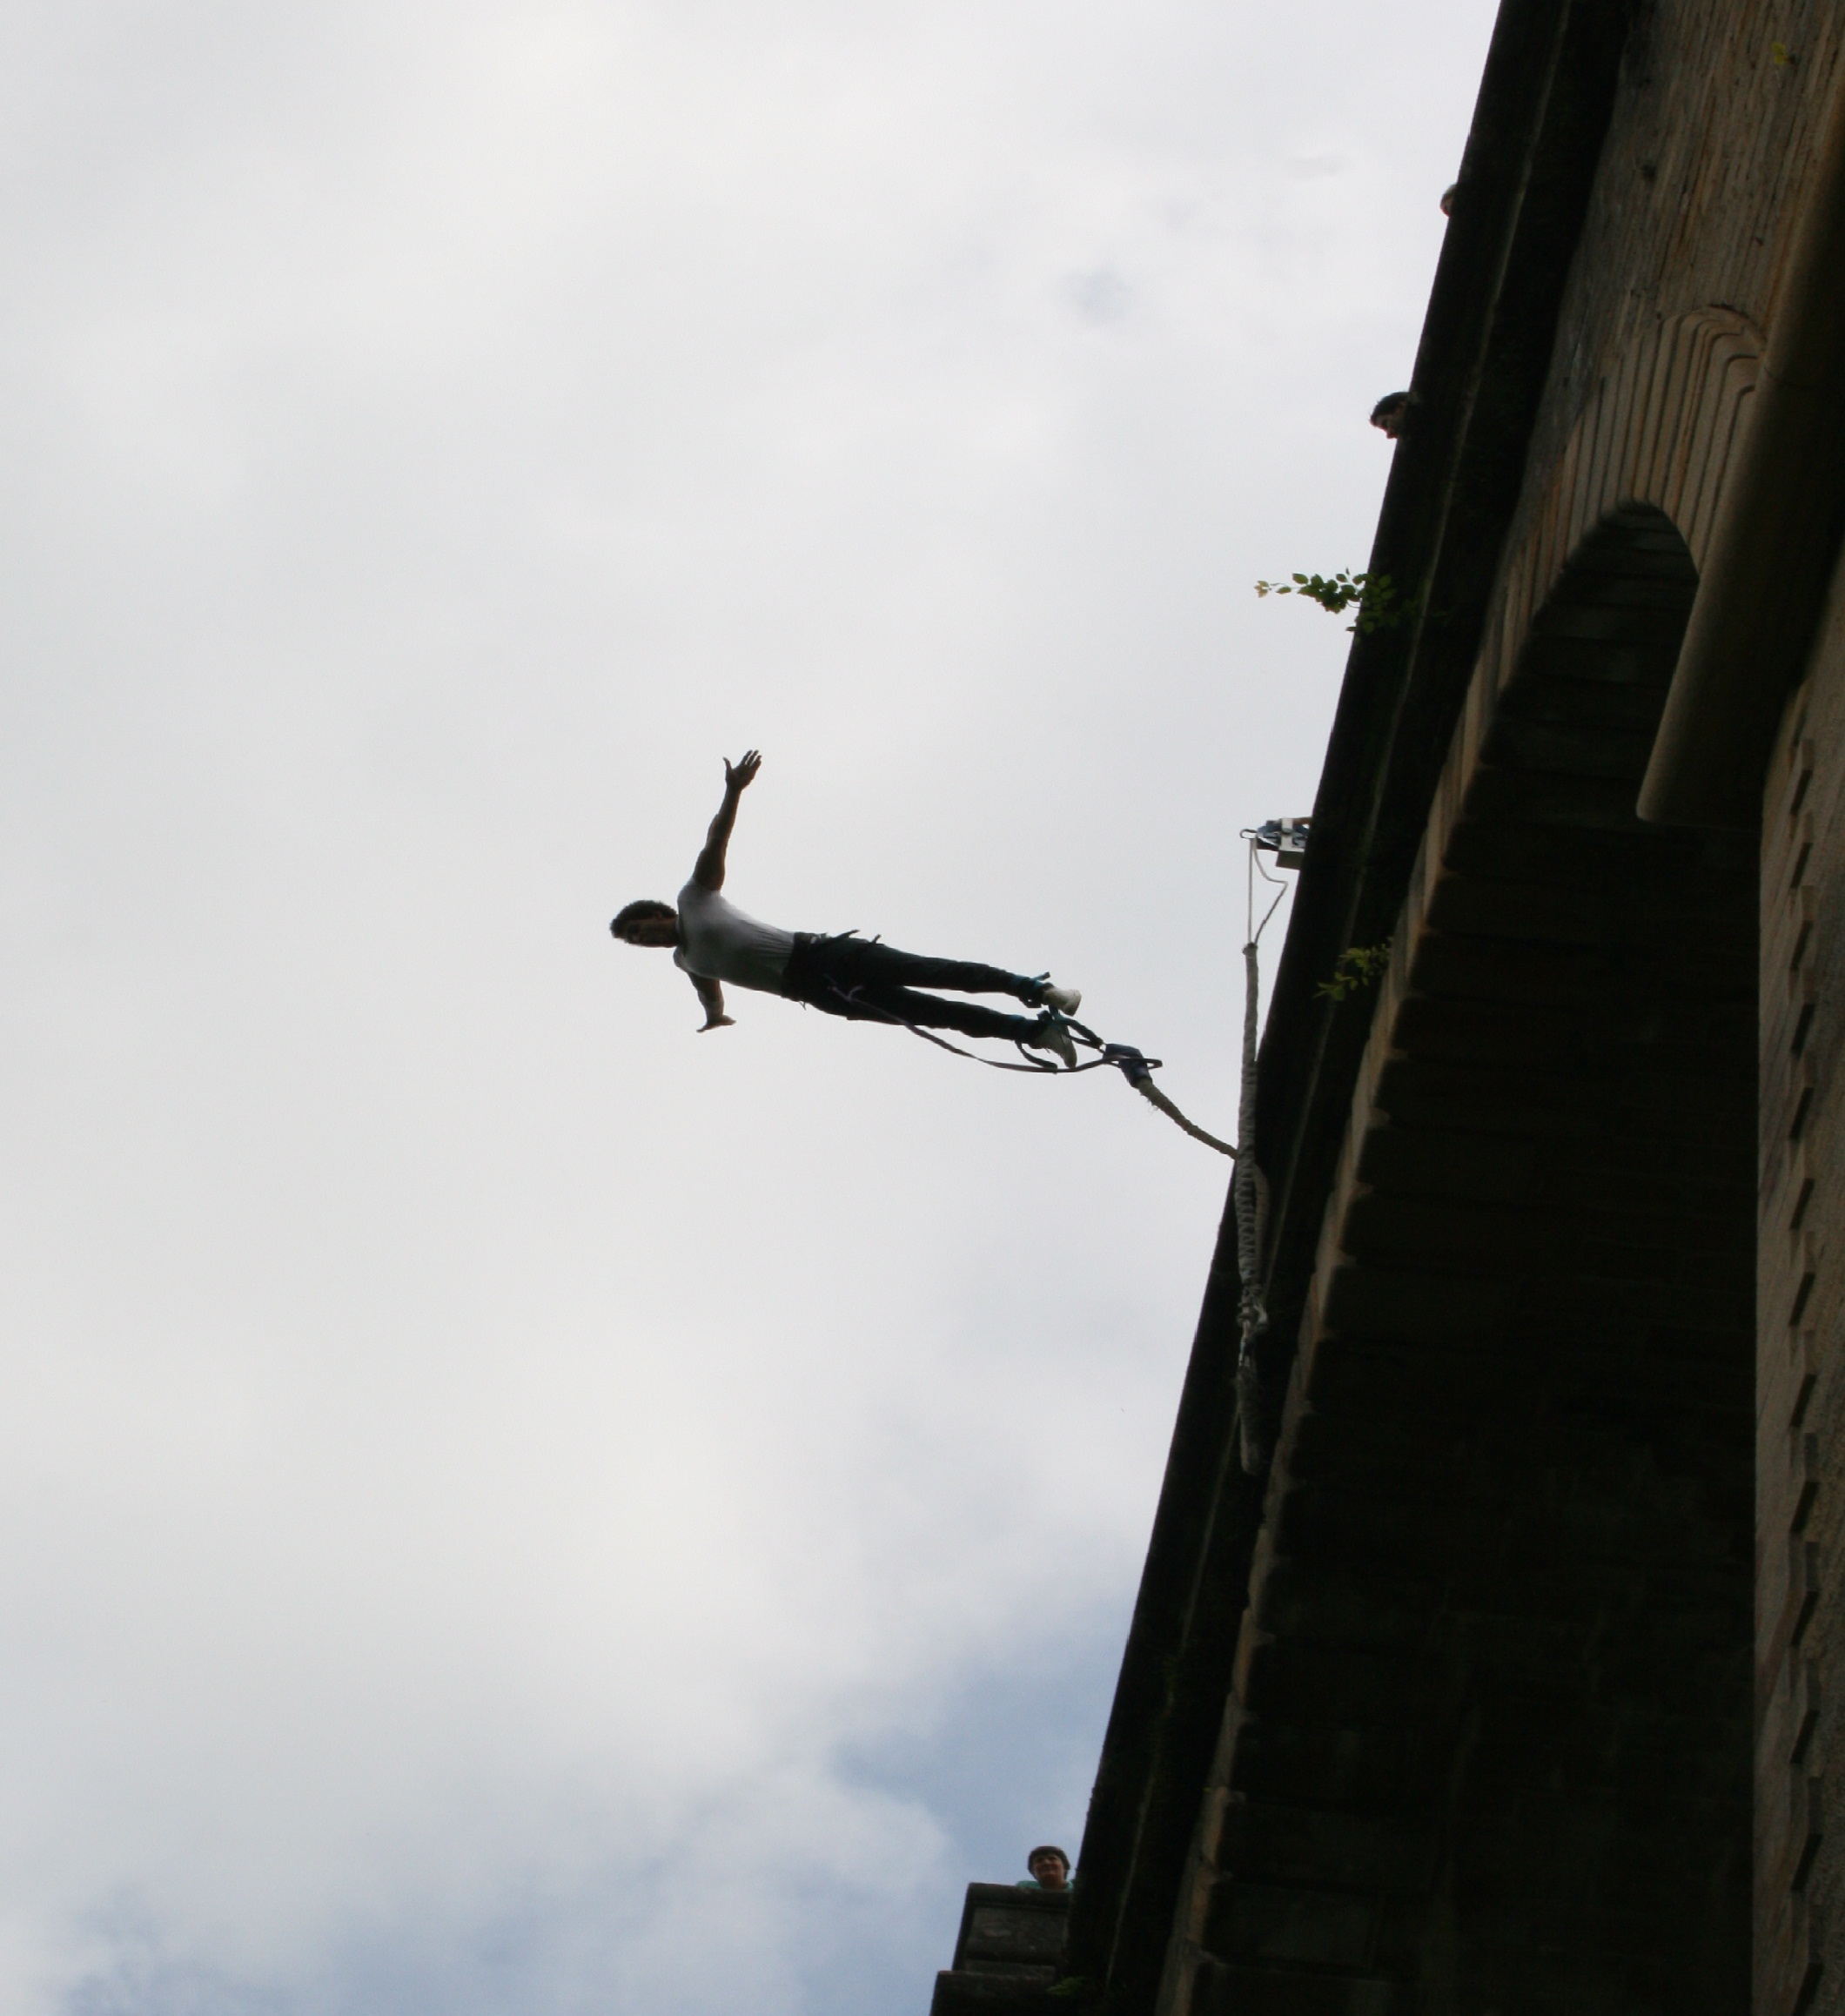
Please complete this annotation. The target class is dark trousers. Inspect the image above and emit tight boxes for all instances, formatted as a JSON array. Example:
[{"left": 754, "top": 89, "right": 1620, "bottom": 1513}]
[{"left": 781, "top": 934, "right": 1040, "bottom": 1041}]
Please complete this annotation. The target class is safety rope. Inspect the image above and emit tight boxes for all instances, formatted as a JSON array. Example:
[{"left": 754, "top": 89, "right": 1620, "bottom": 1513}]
[
  {"left": 1232, "top": 935, "right": 1270, "bottom": 1474},
  {"left": 822, "top": 984, "right": 1238, "bottom": 1158},
  {"left": 1233, "top": 843, "right": 1291, "bottom": 1475}
]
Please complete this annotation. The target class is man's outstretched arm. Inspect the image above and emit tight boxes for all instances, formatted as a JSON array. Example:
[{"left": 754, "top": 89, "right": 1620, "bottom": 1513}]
[
  {"left": 692, "top": 749, "right": 761, "bottom": 891},
  {"left": 690, "top": 972, "right": 735, "bottom": 1032}
]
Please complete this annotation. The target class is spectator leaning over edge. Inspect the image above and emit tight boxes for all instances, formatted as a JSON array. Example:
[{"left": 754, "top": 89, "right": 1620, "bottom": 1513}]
[{"left": 1019, "top": 1846, "right": 1072, "bottom": 1892}]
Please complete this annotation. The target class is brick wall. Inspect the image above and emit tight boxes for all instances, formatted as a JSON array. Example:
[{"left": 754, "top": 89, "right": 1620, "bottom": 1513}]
[
  {"left": 1157, "top": 4, "right": 1845, "bottom": 2011},
  {"left": 1442, "top": 8, "right": 1845, "bottom": 2007},
  {"left": 1759, "top": 550, "right": 1845, "bottom": 2016},
  {"left": 1512, "top": 0, "right": 1844, "bottom": 536}
]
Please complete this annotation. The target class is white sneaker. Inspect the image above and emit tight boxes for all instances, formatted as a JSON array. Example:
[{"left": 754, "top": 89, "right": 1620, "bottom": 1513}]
[
  {"left": 1026, "top": 1014, "right": 1078, "bottom": 1069},
  {"left": 1039, "top": 984, "right": 1082, "bottom": 1016}
]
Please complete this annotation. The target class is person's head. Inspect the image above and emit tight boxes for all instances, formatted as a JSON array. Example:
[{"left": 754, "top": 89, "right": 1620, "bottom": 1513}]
[
  {"left": 610, "top": 899, "right": 679, "bottom": 948},
  {"left": 1027, "top": 1846, "right": 1070, "bottom": 1890},
  {"left": 1369, "top": 391, "right": 1410, "bottom": 440}
]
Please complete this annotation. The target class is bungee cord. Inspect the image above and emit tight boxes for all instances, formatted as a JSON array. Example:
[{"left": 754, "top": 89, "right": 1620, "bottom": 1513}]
[
  {"left": 821, "top": 816, "right": 1303, "bottom": 1222},
  {"left": 822, "top": 983, "right": 1239, "bottom": 1158},
  {"left": 809, "top": 813, "right": 1308, "bottom": 1475}
]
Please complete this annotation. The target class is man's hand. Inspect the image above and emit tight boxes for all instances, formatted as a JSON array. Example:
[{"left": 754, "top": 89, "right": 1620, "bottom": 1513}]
[
  {"left": 692, "top": 972, "right": 734, "bottom": 1030},
  {"left": 694, "top": 749, "right": 761, "bottom": 891}
]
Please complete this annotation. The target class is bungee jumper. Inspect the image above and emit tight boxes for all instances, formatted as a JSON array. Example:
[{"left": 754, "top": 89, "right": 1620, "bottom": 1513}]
[
  {"left": 610, "top": 750, "right": 1087, "bottom": 1066},
  {"left": 610, "top": 750, "right": 1239, "bottom": 1159}
]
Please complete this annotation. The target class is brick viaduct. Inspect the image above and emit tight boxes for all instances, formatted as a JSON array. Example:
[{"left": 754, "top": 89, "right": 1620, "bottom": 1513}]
[{"left": 926, "top": 2, "right": 1845, "bottom": 2012}]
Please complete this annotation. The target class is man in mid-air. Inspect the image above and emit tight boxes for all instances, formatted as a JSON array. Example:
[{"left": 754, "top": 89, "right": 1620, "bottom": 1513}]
[{"left": 610, "top": 751, "right": 1084, "bottom": 1065}]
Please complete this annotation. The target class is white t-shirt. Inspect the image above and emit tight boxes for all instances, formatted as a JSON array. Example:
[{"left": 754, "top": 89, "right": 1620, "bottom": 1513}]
[{"left": 674, "top": 878, "right": 795, "bottom": 995}]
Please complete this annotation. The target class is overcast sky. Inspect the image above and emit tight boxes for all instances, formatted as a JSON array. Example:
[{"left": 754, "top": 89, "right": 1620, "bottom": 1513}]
[{"left": 0, "top": 3, "right": 1496, "bottom": 2011}]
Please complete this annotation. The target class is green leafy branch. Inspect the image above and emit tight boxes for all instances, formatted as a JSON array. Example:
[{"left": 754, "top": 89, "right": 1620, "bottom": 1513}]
[
  {"left": 1254, "top": 570, "right": 1418, "bottom": 635},
  {"left": 1317, "top": 939, "right": 1393, "bottom": 1003}
]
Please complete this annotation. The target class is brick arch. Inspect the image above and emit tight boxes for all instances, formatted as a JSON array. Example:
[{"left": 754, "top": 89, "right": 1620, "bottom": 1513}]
[
  {"left": 1476, "top": 308, "right": 1760, "bottom": 761},
  {"left": 1530, "top": 307, "right": 1758, "bottom": 575},
  {"left": 1355, "top": 307, "right": 1761, "bottom": 1086},
  {"left": 1157, "top": 449, "right": 1761, "bottom": 2008}
]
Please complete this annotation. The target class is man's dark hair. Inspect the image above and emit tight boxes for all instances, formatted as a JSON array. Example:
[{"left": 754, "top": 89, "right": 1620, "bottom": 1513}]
[
  {"left": 1026, "top": 1845, "right": 1070, "bottom": 1872},
  {"left": 1370, "top": 391, "right": 1410, "bottom": 429},
  {"left": 610, "top": 898, "right": 678, "bottom": 938}
]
